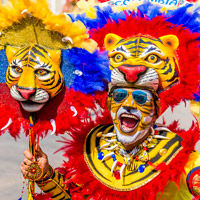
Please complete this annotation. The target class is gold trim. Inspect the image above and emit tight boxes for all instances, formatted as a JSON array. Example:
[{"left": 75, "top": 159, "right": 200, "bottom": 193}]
[{"left": 84, "top": 127, "right": 183, "bottom": 191}]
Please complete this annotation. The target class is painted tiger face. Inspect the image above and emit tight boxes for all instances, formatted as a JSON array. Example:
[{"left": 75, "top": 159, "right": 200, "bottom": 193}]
[
  {"left": 104, "top": 34, "right": 179, "bottom": 91},
  {"left": 110, "top": 88, "right": 156, "bottom": 146},
  {"left": 5, "top": 44, "right": 64, "bottom": 112}
]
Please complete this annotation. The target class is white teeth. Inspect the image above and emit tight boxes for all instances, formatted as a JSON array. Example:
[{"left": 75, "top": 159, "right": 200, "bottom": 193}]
[
  {"left": 121, "top": 113, "right": 138, "bottom": 120},
  {"left": 122, "top": 124, "right": 135, "bottom": 131}
]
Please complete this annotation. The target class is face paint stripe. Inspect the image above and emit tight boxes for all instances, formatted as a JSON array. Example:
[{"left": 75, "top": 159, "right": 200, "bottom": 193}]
[
  {"left": 41, "top": 78, "right": 55, "bottom": 86},
  {"left": 48, "top": 74, "right": 62, "bottom": 90},
  {"left": 124, "top": 40, "right": 138, "bottom": 45},
  {"left": 15, "top": 47, "right": 30, "bottom": 56},
  {"left": 163, "top": 64, "right": 172, "bottom": 75},
  {"left": 54, "top": 82, "right": 64, "bottom": 95},
  {"left": 29, "top": 50, "right": 37, "bottom": 59},
  {"left": 18, "top": 51, "right": 31, "bottom": 62},
  {"left": 7, "top": 69, "right": 17, "bottom": 80},
  {"left": 32, "top": 46, "right": 46, "bottom": 58},
  {"left": 35, "top": 44, "right": 49, "bottom": 55},
  {"left": 116, "top": 39, "right": 125, "bottom": 45}
]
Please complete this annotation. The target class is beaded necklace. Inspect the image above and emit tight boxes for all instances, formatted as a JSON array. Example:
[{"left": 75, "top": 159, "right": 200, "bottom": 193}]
[{"left": 97, "top": 126, "right": 169, "bottom": 180}]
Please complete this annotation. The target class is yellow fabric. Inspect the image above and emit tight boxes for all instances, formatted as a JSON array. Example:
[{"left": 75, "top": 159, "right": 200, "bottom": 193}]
[
  {"left": 37, "top": 142, "right": 200, "bottom": 199},
  {"left": 84, "top": 125, "right": 183, "bottom": 191},
  {"left": 157, "top": 151, "right": 200, "bottom": 200},
  {"left": 37, "top": 169, "right": 70, "bottom": 200}
]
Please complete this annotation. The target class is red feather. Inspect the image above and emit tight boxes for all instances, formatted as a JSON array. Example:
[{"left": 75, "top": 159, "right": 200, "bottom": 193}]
[
  {"left": 57, "top": 119, "right": 200, "bottom": 200},
  {"left": 90, "top": 15, "right": 200, "bottom": 114}
]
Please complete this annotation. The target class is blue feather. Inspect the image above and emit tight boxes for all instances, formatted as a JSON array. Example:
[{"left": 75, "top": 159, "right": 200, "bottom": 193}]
[
  {"left": 70, "top": 6, "right": 127, "bottom": 29},
  {"left": 61, "top": 48, "right": 110, "bottom": 94},
  {"left": 0, "top": 49, "right": 9, "bottom": 83},
  {"left": 68, "top": 3, "right": 200, "bottom": 36},
  {"left": 166, "top": 4, "right": 200, "bottom": 34}
]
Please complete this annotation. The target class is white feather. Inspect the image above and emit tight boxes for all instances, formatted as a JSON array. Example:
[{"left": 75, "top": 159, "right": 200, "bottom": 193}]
[
  {"left": 70, "top": 106, "right": 77, "bottom": 117},
  {"left": 62, "top": 37, "right": 73, "bottom": 44},
  {"left": 156, "top": 101, "right": 195, "bottom": 131},
  {"left": 1, "top": 118, "right": 12, "bottom": 131},
  {"left": 50, "top": 119, "right": 56, "bottom": 135}
]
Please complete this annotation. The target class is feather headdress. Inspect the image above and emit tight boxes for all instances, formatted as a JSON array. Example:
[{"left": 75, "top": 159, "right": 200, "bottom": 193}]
[
  {"left": 0, "top": 0, "right": 111, "bottom": 138},
  {"left": 57, "top": 3, "right": 200, "bottom": 200}
]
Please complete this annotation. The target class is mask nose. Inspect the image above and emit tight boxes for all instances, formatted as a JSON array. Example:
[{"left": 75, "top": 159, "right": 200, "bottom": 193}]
[
  {"left": 16, "top": 87, "right": 36, "bottom": 99},
  {"left": 119, "top": 65, "right": 147, "bottom": 83}
]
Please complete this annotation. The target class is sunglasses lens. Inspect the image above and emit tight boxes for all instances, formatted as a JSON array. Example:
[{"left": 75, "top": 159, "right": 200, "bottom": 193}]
[
  {"left": 132, "top": 90, "right": 147, "bottom": 104},
  {"left": 113, "top": 89, "right": 128, "bottom": 103}
]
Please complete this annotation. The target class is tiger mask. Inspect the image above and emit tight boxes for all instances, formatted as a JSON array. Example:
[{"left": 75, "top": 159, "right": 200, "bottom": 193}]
[
  {"left": 5, "top": 44, "right": 64, "bottom": 112},
  {"left": 104, "top": 34, "right": 179, "bottom": 92}
]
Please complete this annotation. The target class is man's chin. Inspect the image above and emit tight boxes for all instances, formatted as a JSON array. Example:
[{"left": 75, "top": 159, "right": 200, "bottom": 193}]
[{"left": 20, "top": 102, "right": 45, "bottom": 112}]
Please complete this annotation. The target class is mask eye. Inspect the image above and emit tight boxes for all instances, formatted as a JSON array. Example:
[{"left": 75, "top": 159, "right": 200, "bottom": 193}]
[
  {"left": 113, "top": 88, "right": 128, "bottom": 103},
  {"left": 11, "top": 65, "right": 23, "bottom": 74},
  {"left": 35, "top": 69, "right": 50, "bottom": 76},
  {"left": 132, "top": 90, "right": 147, "bottom": 105},
  {"left": 113, "top": 53, "right": 125, "bottom": 63},
  {"left": 146, "top": 54, "right": 160, "bottom": 64}
]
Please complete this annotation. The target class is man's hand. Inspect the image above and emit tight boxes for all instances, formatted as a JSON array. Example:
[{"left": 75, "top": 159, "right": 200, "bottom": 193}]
[{"left": 21, "top": 146, "right": 51, "bottom": 180}]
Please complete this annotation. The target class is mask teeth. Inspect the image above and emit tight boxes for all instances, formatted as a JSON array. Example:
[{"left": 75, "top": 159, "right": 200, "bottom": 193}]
[
  {"left": 103, "top": 144, "right": 118, "bottom": 151},
  {"left": 111, "top": 160, "right": 118, "bottom": 176},
  {"left": 100, "top": 143, "right": 110, "bottom": 149},
  {"left": 101, "top": 152, "right": 115, "bottom": 162},
  {"left": 120, "top": 164, "right": 126, "bottom": 180}
]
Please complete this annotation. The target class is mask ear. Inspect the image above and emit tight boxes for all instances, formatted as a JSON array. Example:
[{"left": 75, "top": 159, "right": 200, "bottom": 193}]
[
  {"left": 104, "top": 33, "right": 123, "bottom": 51},
  {"left": 47, "top": 49, "right": 61, "bottom": 66},
  {"left": 159, "top": 35, "right": 179, "bottom": 51},
  {"left": 107, "top": 96, "right": 112, "bottom": 110},
  {"left": 6, "top": 46, "right": 20, "bottom": 63}
]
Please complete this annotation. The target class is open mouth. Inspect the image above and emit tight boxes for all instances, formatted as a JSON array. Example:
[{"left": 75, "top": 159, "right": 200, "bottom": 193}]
[
  {"left": 20, "top": 100, "right": 45, "bottom": 112},
  {"left": 119, "top": 113, "right": 140, "bottom": 133}
]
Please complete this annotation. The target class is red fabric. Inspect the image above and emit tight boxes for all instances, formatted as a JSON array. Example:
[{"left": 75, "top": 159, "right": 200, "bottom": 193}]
[
  {"left": 186, "top": 0, "right": 198, "bottom": 2},
  {"left": 57, "top": 119, "right": 200, "bottom": 200},
  {"left": 34, "top": 193, "right": 52, "bottom": 200},
  {"left": 90, "top": 15, "right": 200, "bottom": 114},
  {"left": 0, "top": 83, "right": 110, "bottom": 139}
]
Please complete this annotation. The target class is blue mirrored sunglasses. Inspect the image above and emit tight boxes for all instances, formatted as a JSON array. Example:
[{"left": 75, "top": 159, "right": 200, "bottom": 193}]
[{"left": 112, "top": 88, "right": 147, "bottom": 105}]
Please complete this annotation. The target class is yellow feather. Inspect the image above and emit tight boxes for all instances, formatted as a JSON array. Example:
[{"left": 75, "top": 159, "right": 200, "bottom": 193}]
[{"left": 0, "top": 0, "right": 95, "bottom": 52}]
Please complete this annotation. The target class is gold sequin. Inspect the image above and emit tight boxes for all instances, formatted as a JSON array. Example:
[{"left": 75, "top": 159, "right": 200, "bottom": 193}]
[{"left": 159, "top": 149, "right": 167, "bottom": 156}]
